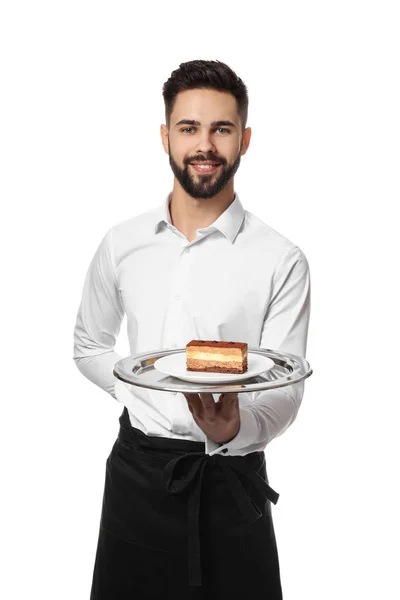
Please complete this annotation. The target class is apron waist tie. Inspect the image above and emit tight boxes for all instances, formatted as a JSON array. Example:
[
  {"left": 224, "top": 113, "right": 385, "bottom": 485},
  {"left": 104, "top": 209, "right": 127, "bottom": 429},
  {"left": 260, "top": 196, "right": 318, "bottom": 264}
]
[{"left": 163, "top": 452, "right": 279, "bottom": 587}]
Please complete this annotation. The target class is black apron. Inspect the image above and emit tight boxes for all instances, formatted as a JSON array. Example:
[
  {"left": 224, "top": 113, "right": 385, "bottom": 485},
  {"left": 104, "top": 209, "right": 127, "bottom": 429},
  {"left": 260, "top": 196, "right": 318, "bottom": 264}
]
[{"left": 90, "top": 407, "right": 282, "bottom": 599}]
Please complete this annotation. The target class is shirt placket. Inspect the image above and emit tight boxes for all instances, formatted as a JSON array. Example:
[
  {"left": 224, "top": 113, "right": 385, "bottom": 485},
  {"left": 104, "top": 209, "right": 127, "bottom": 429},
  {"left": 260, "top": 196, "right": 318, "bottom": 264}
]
[{"left": 163, "top": 238, "right": 194, "bottom": 434}]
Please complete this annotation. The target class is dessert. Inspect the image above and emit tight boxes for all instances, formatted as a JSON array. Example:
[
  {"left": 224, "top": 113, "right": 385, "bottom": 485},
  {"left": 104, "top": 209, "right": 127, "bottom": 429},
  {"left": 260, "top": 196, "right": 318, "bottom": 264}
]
[{"left": 186, "top": 340, "right": 248, "bottom": 374}]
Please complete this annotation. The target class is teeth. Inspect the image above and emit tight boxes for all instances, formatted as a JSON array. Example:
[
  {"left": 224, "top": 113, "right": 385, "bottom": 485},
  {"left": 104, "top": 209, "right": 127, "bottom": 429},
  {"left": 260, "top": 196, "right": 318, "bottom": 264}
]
[{"left": 194, "top": 164, "right": 218, "bottom": 169}]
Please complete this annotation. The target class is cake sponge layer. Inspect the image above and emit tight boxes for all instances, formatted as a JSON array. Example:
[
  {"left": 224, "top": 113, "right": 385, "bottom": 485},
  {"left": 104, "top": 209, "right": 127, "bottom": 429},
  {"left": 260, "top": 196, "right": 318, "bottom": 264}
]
[{"left": 186, "top": 358, "right": 248, "bottom": 374}]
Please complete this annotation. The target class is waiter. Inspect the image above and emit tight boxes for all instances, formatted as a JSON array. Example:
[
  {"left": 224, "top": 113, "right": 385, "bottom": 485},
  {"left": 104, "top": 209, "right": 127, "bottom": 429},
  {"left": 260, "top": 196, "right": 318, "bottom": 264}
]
[{"left": 73, "top": 59, "right": 311, "bottom": 599}]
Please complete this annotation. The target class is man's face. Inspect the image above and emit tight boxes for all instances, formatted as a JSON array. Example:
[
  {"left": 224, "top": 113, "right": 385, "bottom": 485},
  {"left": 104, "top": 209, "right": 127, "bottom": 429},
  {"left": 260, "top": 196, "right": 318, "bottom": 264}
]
[{"left": 163, "top": 89, "right": 249, "bottom": 199}]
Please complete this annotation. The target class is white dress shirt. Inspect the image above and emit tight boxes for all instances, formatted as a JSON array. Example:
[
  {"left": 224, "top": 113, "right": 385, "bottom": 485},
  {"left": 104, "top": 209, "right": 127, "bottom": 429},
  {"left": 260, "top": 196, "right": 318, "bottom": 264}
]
[{"left": 73, "top": 192, "right": 311, "bottom": 456}]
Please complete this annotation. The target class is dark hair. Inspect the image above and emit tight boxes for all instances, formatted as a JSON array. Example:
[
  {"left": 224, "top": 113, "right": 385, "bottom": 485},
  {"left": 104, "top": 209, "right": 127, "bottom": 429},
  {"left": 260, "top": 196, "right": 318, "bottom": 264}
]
[{"left": 162, "top": 59, "right": 249, "bottom": 131}]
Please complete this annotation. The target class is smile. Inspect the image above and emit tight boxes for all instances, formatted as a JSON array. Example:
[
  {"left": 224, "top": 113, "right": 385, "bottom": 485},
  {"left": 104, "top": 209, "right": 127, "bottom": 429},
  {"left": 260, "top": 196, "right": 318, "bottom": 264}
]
[{"left": 190, "top": 163, "right": 221, "bottom": 173}]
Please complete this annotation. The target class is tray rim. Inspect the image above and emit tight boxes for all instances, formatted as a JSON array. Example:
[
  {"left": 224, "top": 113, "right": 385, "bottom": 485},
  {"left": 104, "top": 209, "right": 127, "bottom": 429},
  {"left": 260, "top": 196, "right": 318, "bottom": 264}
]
[{"left": 113, "top": 346, "right": 313, "bottom": 394}]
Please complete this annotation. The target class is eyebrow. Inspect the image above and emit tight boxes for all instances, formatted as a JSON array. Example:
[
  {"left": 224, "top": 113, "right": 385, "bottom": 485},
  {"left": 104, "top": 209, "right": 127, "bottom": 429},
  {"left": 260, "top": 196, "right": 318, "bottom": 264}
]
[{"left": 174, "top": 119, "right": 236, "bottom": 128}]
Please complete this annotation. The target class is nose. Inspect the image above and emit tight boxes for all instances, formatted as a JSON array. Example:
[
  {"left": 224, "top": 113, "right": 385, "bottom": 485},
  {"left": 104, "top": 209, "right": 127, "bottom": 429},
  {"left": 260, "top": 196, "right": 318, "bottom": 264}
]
[{"left": 195, "top": 130, "right": 216, "bottom": 154}]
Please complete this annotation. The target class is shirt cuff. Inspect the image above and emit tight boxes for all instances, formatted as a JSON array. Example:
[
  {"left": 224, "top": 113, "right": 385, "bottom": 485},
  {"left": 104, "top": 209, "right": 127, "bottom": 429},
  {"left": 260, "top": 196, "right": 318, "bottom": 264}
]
[
  {"left": 205, "top": 407, "right": 258, "bottom": 456},
  {"left": 204, "top": 436, "right": 223, "bottom": 455}
]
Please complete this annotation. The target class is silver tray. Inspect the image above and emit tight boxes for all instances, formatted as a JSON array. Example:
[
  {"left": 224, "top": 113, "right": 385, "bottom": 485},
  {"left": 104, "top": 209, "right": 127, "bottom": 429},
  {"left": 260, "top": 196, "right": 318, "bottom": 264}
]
[{"left": 113, "top": 347, "right": 313, "bottom": 394}]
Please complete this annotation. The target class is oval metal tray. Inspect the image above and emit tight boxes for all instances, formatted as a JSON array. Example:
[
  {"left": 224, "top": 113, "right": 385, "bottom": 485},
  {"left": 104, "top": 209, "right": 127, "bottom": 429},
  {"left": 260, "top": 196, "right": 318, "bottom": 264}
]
[{"left": 113, "top": 347, "right": 313, "bottom": 394}]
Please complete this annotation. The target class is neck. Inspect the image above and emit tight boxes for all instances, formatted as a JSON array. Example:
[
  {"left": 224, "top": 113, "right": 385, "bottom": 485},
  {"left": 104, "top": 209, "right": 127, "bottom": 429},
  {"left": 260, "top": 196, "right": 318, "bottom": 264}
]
[{"left": 169, "top": 180, "right": 235, "bottom": 242}]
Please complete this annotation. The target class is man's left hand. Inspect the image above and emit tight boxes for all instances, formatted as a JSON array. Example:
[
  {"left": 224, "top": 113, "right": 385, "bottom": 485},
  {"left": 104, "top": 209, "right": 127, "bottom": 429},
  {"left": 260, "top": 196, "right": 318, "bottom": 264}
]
[{"left": 183, "top": 392, "right": 240, "bottom": 444}]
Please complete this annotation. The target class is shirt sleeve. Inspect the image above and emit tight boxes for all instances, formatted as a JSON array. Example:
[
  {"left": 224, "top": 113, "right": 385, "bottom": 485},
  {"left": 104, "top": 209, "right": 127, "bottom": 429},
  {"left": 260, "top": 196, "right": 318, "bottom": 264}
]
[
  {"left": 73, "top": 227, "right": 125, "bottom": 399},
  {"left": 214, "top": 245, "right": 311, "bottom": 456}
]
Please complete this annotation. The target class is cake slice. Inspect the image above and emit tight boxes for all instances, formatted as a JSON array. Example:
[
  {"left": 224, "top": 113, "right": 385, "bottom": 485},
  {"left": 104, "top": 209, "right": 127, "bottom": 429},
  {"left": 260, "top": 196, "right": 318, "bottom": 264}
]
[{"left": 186, "top": 340, "right": 248, "bottom": 374}]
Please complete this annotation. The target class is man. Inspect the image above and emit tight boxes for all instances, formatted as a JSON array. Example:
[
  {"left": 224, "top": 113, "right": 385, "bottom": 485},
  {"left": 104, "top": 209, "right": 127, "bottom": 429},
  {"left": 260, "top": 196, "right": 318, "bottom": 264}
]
[{"left": 73, "top": 59, "right": 311, "bottom": 599}]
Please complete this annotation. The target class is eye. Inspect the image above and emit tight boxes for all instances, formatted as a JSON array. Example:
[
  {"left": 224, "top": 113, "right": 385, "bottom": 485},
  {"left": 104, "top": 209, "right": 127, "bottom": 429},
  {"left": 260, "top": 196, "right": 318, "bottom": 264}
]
[{"left": 180, "top": 127, "right": 231, "bottom": 134}]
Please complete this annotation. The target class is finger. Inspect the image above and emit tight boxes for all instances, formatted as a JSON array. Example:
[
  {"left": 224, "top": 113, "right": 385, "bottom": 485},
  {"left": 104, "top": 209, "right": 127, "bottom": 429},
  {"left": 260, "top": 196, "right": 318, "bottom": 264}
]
[
  {"left": 219, "top": 393, "right": 239, "bottom": 417},
  {"left": 184, "top": 393, "right": 203, "bottom": 416},
  {"left": 199, "top": 393, "right": 216, "bottom": 413},
  {"left": 217, "top": 393, "right": 239, "bottom": 403},
  {"left": 184, "top": 393, "right": 200, "bottom": 404}
]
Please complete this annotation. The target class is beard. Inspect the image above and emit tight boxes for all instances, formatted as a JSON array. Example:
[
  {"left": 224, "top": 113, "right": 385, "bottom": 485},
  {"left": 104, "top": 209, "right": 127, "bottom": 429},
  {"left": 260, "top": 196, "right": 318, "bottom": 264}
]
[{"left": 168, "top": 140, "right": 242, "bottom": 199}]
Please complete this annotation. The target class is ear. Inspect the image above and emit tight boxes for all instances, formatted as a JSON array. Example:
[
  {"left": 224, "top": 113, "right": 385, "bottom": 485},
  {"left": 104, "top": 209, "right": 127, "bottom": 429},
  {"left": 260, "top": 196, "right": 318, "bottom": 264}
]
[
  {"left": 240, "top": 127, "right": 252, "bottom": 156},
  {"left": 160, "top": 124, "right": 169, "bottom": 155}
]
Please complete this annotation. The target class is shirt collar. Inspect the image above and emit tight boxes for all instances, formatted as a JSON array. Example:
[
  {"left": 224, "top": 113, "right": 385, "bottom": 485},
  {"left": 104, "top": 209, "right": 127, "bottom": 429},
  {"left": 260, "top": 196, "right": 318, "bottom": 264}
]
[{"left": 154, "top": 192, "right": 245, "bottom": 244}]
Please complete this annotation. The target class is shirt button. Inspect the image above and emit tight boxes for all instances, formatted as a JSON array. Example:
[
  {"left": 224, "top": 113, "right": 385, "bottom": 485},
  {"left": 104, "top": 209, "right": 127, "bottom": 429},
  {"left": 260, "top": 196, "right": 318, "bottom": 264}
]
[{"left": 175, "top": 295, "right": 180, "bottom": 300}]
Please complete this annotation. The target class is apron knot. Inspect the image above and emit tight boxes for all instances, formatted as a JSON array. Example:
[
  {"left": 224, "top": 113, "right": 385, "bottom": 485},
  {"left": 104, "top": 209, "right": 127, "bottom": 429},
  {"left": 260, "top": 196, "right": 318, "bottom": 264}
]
[
  {"left": 162, "top": 451, "right": 279, "bottom": 587},
  {"left": 163, "top": 451, "right": 209, "bottom": 495}
]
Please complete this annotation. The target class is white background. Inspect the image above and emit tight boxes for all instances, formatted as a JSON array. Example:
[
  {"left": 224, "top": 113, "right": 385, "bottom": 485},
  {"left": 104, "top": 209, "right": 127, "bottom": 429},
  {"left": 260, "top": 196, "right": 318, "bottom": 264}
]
[{"left": 1, "top": 1, "right": 399, "bottom": 598}]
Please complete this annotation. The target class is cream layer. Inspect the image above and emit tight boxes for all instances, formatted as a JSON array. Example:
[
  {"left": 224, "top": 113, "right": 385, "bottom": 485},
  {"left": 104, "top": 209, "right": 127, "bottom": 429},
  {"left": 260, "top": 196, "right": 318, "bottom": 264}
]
[{"left": 186, "top": 351, "right": 244, "bottom": 362}]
